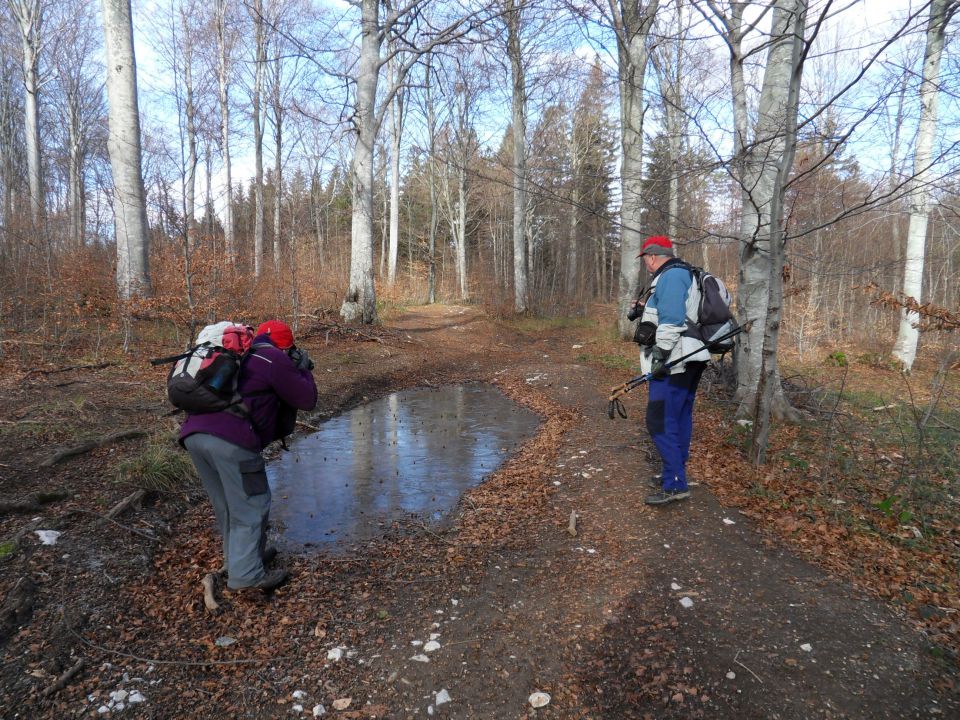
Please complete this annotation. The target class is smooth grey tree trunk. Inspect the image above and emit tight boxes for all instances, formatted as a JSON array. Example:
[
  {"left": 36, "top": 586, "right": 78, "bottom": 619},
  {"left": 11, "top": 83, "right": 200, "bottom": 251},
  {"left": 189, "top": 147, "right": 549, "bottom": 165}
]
[
  {"left": 507, "top": 0, "right": 528, "bottom": 313},
  {"left": 341, "top": 0, "right": 379, "bottom": 324},
  {"left": 101, "top": 0, "right": 151, "bottom": 298},
  {"left": 215, "top": 0, "right": 235, "bottom": 264},
  {"left": 892, "top": 0, "right": 953, "bottom": 371},
  {"left": 9, "top": 0, "right": 43, "bottom": 221},
  {"left": 181, "top": 8, "right": 198, "bottom": 251},
  {"left": 425, "top": 59, "right": 438, "bottom": 304},
  {"left": 613, "top": 0, "right": 659, "bottom": 337},
  {"left": 736, "top": 0, "right": 805, "bottom": 422}
]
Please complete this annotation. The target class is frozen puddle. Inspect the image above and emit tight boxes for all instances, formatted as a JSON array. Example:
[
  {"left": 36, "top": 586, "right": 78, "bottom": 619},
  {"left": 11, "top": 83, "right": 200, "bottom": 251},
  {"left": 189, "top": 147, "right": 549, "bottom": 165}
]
[{"left": 268, "top": 384, "right": 540, "bottom": 550}]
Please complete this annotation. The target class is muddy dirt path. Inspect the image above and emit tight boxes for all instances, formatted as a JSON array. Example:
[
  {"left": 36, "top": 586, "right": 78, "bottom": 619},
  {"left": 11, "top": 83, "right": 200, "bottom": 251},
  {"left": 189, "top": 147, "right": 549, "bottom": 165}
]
[{"left": 0, "top": 305, "right": 954, "bottom": 719}]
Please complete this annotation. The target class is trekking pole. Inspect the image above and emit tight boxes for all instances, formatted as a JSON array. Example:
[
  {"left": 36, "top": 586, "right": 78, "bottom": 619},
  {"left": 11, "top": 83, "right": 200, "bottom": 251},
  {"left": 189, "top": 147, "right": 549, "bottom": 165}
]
[
  {"left": 607, "top": 321, "right": 753, "bottom": 420},
  {"left": 149, "top": 346, "right": 199, "bottom": 366}
]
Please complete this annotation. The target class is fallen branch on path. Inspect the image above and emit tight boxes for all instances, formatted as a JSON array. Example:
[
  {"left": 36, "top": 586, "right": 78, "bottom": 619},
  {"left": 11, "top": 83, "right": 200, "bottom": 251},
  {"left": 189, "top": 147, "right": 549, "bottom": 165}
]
[
  {"left": 567, "top": 510, "right": 578, "bottom": 537},
  {"left": 41, "top": 658, "right": 84, "bottom": 697},
  {"left": 105, "top": 489, "right": 147, "bottom": 520},
  {"left": 734, "top": 650, "right": 763, "bottom": 684},
  {"left": 39, "top": 429, "right": 147, "bottom": 467},
  {"left": 25, "top": 362, "right": 117, "bottom": 377}
]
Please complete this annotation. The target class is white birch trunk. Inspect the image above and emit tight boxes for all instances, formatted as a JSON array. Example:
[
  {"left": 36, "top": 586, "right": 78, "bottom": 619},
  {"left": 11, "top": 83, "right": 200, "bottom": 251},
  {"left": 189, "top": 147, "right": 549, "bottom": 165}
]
[
  {"left": 892, "top": 0, "right": 951, "bottom": 371},
  {"left": 101, "top": 0, "right": 151, "bottom": 298},
  {"left": 68, "top": 105, "right": 83, "bottom": 246},
  {"left": 566, "top": 126, "right": 579, "bottom": 297},
  {"left": 215, "top": 0, "right": 235, "bottom": 264},
  {"left": 387, "top": 55, "right": 402, "bottom": 284},
  {"left": 507, "top": 0, "right": 528, "bottom": 313},
  {"left": 615, "top": 0, "right": 659, "bottom": 337},
  {"left": 340, "top": 0, "right": 379, "bottom": 324},
  {"left": 10, "top": 0, "right": 43, "bottom": 221}
]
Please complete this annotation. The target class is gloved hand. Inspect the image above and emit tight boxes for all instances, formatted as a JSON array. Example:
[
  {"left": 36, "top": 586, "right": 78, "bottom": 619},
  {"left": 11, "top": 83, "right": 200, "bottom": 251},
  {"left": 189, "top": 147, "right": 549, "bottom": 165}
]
[
  {"left": 650, "top": 346, "right": 670, "bottom": 379},
  {"left": 288, "top": 346, "right": 315, "bottom": 371}
]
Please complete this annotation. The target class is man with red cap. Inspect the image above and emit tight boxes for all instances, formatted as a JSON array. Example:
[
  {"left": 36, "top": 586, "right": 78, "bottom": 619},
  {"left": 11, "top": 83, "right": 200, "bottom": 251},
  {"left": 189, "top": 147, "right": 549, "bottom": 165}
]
[
  {"left": 180, "top": 319, "right": 317, "bottom": 592},
  {"left": 631, "top": 236, "right": 709, "bottom": 505}
]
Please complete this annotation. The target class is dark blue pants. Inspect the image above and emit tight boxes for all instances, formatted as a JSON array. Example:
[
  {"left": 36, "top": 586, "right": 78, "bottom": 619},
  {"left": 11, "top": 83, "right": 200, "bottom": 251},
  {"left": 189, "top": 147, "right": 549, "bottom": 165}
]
[{"left": 646, "top": 363, "right": 706, "bottom": 492}]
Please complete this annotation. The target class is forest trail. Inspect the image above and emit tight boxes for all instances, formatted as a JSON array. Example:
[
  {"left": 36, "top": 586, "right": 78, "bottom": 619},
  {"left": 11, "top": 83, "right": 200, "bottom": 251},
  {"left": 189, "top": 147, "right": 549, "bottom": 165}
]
[{"left": 0, "top": 305, "right": 954, "bottom": 718}]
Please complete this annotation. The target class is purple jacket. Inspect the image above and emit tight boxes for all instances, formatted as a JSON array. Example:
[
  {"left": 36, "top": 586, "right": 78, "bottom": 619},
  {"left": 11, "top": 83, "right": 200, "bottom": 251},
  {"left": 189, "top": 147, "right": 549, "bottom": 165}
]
[{"left": 180, "top": 334, "right": 318, "bottom": 452}]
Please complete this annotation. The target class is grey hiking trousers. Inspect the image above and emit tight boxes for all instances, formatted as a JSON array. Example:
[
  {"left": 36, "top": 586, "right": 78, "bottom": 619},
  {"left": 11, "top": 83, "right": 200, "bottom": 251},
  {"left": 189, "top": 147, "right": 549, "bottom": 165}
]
[{"left": 184, "top": 433, "right": 270, "bottom": 589}]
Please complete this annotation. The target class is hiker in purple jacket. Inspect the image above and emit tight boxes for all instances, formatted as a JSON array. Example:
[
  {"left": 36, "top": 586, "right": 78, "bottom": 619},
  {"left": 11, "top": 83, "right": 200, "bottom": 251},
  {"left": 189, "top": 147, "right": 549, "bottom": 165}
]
[{"left": 181, "top": 320, "right": 317, "bottom": 592}]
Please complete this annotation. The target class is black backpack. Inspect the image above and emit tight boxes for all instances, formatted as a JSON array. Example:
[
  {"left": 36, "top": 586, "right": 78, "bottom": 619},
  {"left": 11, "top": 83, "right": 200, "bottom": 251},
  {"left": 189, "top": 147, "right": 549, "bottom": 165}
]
[{"left": 677, "top": 262, "right": 736, "bottom": 353}]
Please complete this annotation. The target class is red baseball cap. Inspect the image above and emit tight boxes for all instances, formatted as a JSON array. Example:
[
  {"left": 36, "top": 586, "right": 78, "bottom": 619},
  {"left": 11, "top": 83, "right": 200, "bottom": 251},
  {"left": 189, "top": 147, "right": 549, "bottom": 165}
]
[
  {"left": 637, "top": 235, "right": 675, "bottom": 257},
  {"left": 256, "top": 320, "right": 294, "bottom": 349}
]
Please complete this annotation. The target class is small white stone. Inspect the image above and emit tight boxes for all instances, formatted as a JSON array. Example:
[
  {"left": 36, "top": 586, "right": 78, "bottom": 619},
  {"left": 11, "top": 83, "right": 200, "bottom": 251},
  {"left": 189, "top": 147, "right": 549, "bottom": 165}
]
[
  {"left": 528, "top": 691, "right": 551, "bottom": 708},
  {"left": 292, "top": 704, "right": 304, "bottom": 713},
  {"left": 411, "top": 654, "right": 430, "bottom": 663},
  {"left": 215, "top": 636, "right": 237, "bottom": 647},
  {"left": 110, "top": 690, "right": 129, "bottom": 703},
  {"left": 327, "top": 648, "right": 343, "bottom": 661},
  {"left": 410, "top": 640, "right": 423, "bottom": 646},
  {"left": 435, "top": 689, "right": 451, "bottom": 705},
  {"left": 679, "top": 597, "right": 694, "bottom": 609},
  {"left": 424, "top": 641, "right": 441, "bottom": 652},
  {"left": 670, "top": 582, "right": 682, "bottom": 591},
  {"left": 97, "top": 706, "right": 110, "bottom": 715},
  {"left": 312, "top": 704, "right": 326, "bottom": 717},
  {"left": 451, "top": 598, "right": 459, "bottom": 606},
  {"left": 726, "top": 671, "right": 736, "bottom": 680},
  {"left": 722, "top": 518, "right": 736, "bottom": 525},
  {"left": 292, "top": 690, "right": 307, "bottom": 700},
  {"left": 129, "top": 691, "right": 146, "bottom": 703},
  {"left": 113, "top": 702, "right": 125, "bottom": 712},
  {"left": 800, "top": 643, "right": 812, "bottom": 652},
  {"left": 427, "top": 705, "right": 435, "bottom": 716},
  {"left": 429, "top": 633, "right": 440, "bottom": 641},
  {"left": 553, "top": 481, "right": 561, "bottom": 486}
]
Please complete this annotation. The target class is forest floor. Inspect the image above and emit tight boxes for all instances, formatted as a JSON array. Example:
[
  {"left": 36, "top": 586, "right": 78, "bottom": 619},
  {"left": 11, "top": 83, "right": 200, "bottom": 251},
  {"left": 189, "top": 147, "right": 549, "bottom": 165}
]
[{"left": 0, "top": 304, "right": 957, "bottom": 719}]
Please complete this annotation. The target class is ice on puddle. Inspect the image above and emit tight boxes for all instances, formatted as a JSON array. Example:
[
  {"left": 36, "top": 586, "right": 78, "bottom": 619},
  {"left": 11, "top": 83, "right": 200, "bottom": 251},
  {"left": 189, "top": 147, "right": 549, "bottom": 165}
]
[
  {"left": 292, "top": 690, "right": 307, "bottom": 700},
  {"left": 679, "top": 597, "right": 694, "bottom": 609},
  {"left": 410, "top": 654, "right": 430, "bottom": 663},
  {"left": 424, "top": 641, "right": 441, "bottom": 652},
  {"left": 800, "top": 643, "right": 813, "bottom": 652},
  {"left": 670, "top": 582, "right": 682, "bottom": 591},
  {"left": 722, "top": 518, "right": 736, "bottom": 525},
  {"left": 435, "top": 689, "right": 452, "bottom": 705},
  {"left": 35, "top": 530, "right": 61, "bottom": 545},
  {"left": 528, "top": 692, "right": 551, "bottom": 708},
  {"left": 312, "top": 704, "right": 326, "bottom": 717}
]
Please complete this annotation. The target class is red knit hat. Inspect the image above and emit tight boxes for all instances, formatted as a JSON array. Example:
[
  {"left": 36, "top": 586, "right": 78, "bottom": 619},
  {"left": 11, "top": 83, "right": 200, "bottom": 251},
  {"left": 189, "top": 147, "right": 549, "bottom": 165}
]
[
  {"left": 638, "top": 235, "right": 675, "bottom": 257},
  {"left": 256, "top": 320, "right": 294, "bottom": 349}
]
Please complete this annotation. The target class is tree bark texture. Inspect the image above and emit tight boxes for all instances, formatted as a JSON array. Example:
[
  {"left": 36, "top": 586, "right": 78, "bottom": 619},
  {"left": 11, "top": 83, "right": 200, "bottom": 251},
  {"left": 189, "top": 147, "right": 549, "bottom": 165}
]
[
  {"left": 10, "top": 0, "right": 43, "bottom": 222},
  {"left": 215, "top": 0, "right": 235, "bottom": 264},
  {"left": 101, "top": 0, "right": 151, "bottom": 298},
  {"left": 735, "top": 0, "right": 805, "bottom": 416}
]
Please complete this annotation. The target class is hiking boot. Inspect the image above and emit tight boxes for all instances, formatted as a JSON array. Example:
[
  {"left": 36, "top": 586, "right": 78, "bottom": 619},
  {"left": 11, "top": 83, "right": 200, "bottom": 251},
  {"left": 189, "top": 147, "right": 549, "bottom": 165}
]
[
  {"left": 644, "top": 489, "right": 690, "bottom": 506},
  {"left": 648, "top": 473, "right": 663, "bottom": 488},
  {"left": 219, "top": 547, "right": 279, "bottom": 580},
  {"left": 227, "top": 568, "right": 289, "bottom": 594}
]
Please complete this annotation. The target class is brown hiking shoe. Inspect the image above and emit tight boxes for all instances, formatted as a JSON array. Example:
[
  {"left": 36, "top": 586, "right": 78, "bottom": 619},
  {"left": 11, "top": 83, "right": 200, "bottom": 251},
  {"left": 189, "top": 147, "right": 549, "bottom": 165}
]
[{"left": 226, "top": 568, "right": 289, "bottom": 594}]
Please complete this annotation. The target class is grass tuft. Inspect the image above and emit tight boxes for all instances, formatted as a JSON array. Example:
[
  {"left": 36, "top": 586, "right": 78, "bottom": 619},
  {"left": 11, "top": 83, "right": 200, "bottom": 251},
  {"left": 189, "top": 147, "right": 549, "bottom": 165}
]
[{"left": 114, "top": 438, "right": 198, "bottom": 492}]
